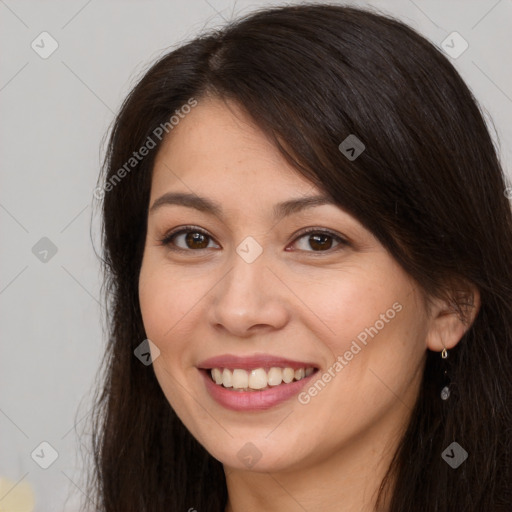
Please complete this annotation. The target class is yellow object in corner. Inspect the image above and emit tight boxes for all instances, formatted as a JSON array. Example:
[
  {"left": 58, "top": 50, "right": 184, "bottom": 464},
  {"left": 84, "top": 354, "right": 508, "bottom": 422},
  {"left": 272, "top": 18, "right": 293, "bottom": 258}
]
[{"left": 0, "top": 477, "right": 35, "bottom": 512}]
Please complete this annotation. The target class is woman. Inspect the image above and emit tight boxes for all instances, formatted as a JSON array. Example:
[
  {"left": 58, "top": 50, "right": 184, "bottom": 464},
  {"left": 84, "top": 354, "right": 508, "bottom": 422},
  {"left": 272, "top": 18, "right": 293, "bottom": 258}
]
[{"left": 86, "top": 3, "right": 512, "bottom": 511}]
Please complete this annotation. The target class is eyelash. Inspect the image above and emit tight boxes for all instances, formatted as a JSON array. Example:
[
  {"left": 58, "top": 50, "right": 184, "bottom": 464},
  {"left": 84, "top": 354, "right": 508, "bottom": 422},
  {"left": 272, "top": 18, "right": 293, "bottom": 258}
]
[{"left": 158, "top": 225, "right": 349, "bottom": 254}]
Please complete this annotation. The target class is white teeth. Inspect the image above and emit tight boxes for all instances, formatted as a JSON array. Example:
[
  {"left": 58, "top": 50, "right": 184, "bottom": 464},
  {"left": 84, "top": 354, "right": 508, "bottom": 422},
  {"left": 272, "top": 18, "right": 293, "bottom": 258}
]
[
  {"left": 222, "top": 368, "right": 232, "bottom": 388},
  {"left": 267, "top": 367, "right": 283, "bottom": 386},
  {"left": 294, "top": 368, "right": 305, "bottom": 380},
  {"left": 232, "top": 369, "right": 249, "bottom": 389},
  {"left": 282, "top": 367, "right": 294, "bottom": 383},
  {"left": 212, "top": 368, "right": 223, "bottom": 385},
  {"left": 209, "top": 366, "right": 316, "bottom": 391},
  {"left": 249, "top": 368, "right": 268, "bottom": 389}
]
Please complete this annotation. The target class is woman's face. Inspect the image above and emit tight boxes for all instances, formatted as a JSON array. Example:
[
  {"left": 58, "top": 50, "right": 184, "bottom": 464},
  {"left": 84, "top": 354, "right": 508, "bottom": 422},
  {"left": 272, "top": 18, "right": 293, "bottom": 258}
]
[{"left": 138, "top": 96, "right": 432, "bottom": 473}]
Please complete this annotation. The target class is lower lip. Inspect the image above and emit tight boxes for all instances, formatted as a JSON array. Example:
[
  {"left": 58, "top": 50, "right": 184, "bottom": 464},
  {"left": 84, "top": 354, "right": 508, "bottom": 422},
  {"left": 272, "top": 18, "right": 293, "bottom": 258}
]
[{"left": 199, "top": 369, "right": 318, "bottom": 411}]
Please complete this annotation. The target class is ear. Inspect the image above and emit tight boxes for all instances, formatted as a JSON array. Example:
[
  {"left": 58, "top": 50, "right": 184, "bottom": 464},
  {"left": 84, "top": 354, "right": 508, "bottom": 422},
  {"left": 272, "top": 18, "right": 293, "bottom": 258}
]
[{"left": 425, "top": 285, "right": 481, "bottom": 352}]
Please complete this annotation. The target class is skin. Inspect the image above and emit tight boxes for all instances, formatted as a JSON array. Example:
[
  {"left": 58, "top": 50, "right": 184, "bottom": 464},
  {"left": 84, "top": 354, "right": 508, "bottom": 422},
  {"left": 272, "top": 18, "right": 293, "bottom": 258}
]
[{"left": 138, "top": 96, "right": 480, "bottom": 512}]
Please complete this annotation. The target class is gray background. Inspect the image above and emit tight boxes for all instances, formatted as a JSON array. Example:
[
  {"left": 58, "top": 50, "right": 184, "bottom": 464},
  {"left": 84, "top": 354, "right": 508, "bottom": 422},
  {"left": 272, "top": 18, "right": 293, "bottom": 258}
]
[{"left": 1, "top": 0, "right": 511, "bottom": 510}]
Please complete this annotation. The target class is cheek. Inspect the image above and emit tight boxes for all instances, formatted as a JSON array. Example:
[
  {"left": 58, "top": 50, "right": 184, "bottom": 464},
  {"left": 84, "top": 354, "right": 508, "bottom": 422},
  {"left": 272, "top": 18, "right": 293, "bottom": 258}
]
[
  {"left": 138, "top": 271, "right": 172, "bottom": 342},
  {"left": 316, "top": 286, "right": 424, "bottom": 413},
  {"left": 138, "top": 257, "right": 207, "bottom": 342},
  {"left": 306, "top": 269, "right": 423, "bottom": 410},
  {"left": 306, "top": 273, "right": 399, "bottom": 353}
]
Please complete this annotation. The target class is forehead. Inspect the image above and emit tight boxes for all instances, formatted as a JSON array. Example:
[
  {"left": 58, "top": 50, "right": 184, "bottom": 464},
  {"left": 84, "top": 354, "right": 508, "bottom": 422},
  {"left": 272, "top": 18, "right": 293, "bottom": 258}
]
[{"left": 150, "top": 96, "right": 319, "bottom": 198}]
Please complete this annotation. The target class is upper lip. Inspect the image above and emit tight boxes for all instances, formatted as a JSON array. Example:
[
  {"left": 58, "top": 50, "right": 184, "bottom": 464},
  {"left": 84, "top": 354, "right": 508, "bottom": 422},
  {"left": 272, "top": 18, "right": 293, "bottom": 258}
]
[{"left": 197, "top": 353, "right": 319, "bottom": 371}]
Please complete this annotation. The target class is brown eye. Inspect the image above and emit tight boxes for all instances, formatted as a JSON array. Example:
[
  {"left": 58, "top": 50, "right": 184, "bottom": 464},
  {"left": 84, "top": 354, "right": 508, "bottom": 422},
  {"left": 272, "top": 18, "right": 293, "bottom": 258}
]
[
  {"left": 308, "top": 233, "right": 334, "bottom": 251},
  {"left": 160, "top": 227, "right": 220, "bottom": 251},
  {"left": 183, "top": 231, "right": 210, "bottom": 249},
  {"left": 291, "top": 229, "right": 347, "bottom": 253}
]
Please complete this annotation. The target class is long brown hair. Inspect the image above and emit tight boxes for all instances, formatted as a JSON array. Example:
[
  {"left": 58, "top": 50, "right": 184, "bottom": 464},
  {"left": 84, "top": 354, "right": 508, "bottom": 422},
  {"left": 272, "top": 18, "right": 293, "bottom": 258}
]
[{"left": 84, "top": 3, "right": 512, "bottom": 511}]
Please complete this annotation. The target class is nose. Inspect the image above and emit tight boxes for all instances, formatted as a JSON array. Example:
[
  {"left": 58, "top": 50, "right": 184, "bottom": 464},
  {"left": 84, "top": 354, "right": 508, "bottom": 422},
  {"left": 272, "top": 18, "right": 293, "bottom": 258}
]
[{"left": 208, "top": 247, "right": 290, "bottom": 338}]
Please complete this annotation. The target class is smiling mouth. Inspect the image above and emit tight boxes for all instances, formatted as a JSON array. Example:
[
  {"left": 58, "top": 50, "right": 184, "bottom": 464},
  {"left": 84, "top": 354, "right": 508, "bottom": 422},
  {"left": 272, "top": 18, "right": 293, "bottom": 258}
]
[{"left": 206, "top": 366, "right": 318, "bottom": 392}]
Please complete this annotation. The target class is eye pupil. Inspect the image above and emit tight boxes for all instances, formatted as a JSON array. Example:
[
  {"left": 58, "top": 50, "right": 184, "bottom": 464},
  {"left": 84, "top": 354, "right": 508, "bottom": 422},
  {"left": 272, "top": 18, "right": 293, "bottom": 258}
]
[
  {"left": 186, "top": 232, "right": 209, "bottom": 249},
  {"left": 309, "top": 233, "right": 333, "bottom": 251}
]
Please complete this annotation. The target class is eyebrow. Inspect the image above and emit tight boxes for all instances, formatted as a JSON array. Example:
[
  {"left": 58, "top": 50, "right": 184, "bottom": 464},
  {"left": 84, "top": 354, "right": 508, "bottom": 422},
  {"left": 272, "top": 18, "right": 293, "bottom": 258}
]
[{"left": 149, "top": 192, "right": 337, "bottom": 220}]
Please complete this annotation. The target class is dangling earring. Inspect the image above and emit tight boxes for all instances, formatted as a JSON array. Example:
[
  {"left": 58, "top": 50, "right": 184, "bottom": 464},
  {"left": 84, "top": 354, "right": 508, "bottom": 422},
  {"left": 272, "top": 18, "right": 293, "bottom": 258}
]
[{"left": 440, "top": 347, "right": 450, "bottom": 400}]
